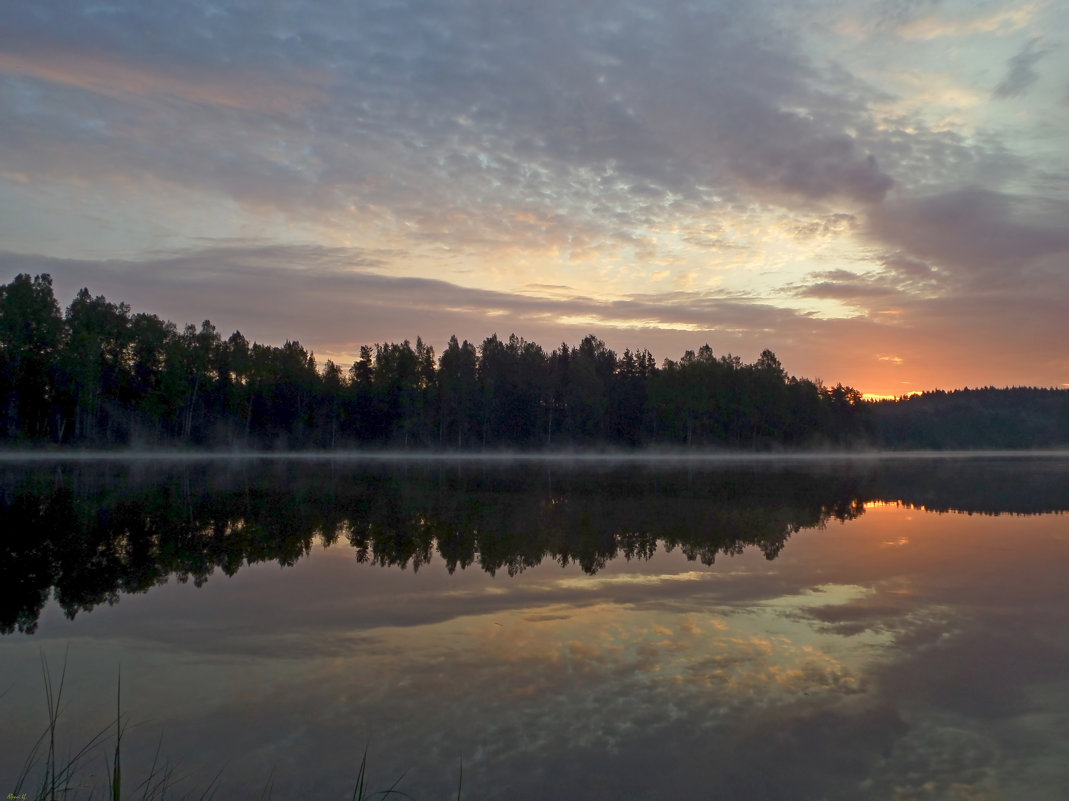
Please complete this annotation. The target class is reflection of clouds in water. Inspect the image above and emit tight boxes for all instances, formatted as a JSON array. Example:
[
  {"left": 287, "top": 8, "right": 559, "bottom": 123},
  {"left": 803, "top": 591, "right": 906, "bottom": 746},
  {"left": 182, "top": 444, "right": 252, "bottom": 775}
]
[
  {"left": 449, "top": 601, "right": 869, "bottom": 702},
  {"left": 5, "top": 504, "right": 1069, "bottom": 799},
  {"left": 871, "top": 721, "right": 1000, "bottom": 800},
  {"left": 552, "top": 570, "right": 711, "bottom": 590},
  {"left": 215, "top": 596, "right": 884, "bottom": 797}
]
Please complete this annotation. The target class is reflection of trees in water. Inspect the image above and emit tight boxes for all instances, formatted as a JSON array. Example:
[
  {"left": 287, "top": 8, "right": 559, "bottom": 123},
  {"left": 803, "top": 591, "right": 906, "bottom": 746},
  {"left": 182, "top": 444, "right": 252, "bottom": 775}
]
[
  {"left": 864, "top": 458, "right": 1069, "bottom": 516},
  {"left": 332, "top": 465, "right": 867, "bottom": 576},
  {"left": 2, "top": 458, "right": 1065, "bottom": 634}
]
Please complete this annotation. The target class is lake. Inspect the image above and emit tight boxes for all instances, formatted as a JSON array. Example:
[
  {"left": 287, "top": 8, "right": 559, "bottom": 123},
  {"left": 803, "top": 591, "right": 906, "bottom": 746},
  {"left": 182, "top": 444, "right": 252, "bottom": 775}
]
[{"left": 2, "top": 454, "right": 1068, "bottom": 800}]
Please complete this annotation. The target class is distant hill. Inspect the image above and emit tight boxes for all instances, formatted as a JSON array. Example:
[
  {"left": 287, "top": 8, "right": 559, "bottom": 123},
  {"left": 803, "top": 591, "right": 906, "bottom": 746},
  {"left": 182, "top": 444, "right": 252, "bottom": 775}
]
[{"left": 871, "top": 388, "right": 1069, "bottom": 450}]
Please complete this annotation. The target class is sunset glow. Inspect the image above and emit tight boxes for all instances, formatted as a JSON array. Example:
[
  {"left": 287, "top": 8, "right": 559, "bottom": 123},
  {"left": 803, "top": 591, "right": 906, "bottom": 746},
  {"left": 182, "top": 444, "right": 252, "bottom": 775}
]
[{"left": 2, "top": 1, "right": 1067, "bottom": 395}]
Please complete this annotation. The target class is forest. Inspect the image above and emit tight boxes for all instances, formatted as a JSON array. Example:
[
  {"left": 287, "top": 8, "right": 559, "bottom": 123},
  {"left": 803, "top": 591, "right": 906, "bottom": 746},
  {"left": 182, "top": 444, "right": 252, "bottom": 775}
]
[{"left": 1, "top": 272, "right": 1067, "bottom": 450}]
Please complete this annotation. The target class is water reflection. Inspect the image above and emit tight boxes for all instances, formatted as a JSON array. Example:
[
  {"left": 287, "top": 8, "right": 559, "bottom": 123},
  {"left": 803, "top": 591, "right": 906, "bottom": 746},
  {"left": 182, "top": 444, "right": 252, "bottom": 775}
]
[
  {"left": 1, "top": 457, "right": 1068, "bottom": 800},
  {"left": 3, "top": 457, "right": 1068, "bottom": 636}
]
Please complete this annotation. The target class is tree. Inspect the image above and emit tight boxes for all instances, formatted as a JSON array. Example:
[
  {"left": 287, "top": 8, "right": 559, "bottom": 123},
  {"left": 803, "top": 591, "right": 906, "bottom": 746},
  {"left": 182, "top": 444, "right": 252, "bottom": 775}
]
[
  {"left": 372, "top": 341, "right": 420, "bottom": 446},
  {"left": 224, "top": 331, "right": 252, "bottom": 445},
  {"left": 127, "top": 313, "right": 178, "bottom": 444},
  {"left": 320, "top": 359, "right": 345, "bottom": 448},
  {"left": 748, "top": 348, "right": 790, "bottom": 447},
  {"left": 821, "top": 382, "right": 868, "bottom": 444},
  {"left": 438, "top": 336, "right": 478, "bottom": 448},
  {"left": 0, "top": 273, "right": 63, "bottom": 439},
  {"left": 59, "top": 288, "right": 132, "bottom": 443},
  {"left": 179, "top": 321, "right": 222, "bottom": 442},
  {"left": 562, "top": 335, "right": 615, "bottom": 442}
]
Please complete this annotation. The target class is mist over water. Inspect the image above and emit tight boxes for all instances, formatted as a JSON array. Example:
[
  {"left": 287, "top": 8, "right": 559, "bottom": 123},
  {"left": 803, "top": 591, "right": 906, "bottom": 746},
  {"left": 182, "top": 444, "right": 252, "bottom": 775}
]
[{"left": 4, "top": 447, "right": 1069, "bottom": 463}]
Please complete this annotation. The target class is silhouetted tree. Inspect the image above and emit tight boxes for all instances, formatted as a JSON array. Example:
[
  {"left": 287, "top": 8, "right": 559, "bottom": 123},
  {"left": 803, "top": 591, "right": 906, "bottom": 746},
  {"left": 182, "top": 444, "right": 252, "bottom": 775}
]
[
  {"left": 0, "top": 274, "right": 63, "bottom": 440},
  {"left": 438, "top": 335, "right": 478, "bottom": 448}
]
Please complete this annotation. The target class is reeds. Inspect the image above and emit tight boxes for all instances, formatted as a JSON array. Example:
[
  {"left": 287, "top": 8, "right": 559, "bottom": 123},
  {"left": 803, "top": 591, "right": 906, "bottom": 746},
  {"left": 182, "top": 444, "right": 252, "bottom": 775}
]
[
  {"left": 347, "top": 747, "right": 462, "bottom": 801},
  {"left": 9, "top": 653, "right": 464, "bottom": 801},
  {"left": 12, "top": 649, "right": 114, "bottom": 800}
]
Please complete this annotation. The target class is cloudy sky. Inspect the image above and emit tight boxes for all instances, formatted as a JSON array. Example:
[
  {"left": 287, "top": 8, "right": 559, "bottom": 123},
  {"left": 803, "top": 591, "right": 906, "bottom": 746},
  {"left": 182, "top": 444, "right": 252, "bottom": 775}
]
[{"left": 2, "top": 0, "right": 1067, "bottom": 395}]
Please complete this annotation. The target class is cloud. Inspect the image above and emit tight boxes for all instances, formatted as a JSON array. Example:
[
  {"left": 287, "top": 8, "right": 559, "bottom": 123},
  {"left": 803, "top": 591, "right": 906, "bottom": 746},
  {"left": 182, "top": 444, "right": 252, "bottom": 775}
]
[
  {"left": 880, "top": 252, "right": 934, "bottom": 279},
  {"left": 0, "top": 2, "right": 328, "bottom": 106},
  {"left": 895, "top": 3, "right": 1038, "bottom": 40},
  {"left": 789, "top": 251, "right": 944, "bottom": 309},
  {"left": 993, "top": 38, "right": 1050, "bottom": 99},
  {"left": 731, "top": 134, "right": 893, "bottom": 204},
  {"left": 0, "top": 47, "right": 322, "bottom": 114},
  {"left": 792, "top": 257, "right": 943, "bottom": 304},
  {"left": 792, "top": 212, "right": 858, "bottom": 239},
  {"left": 867, "top": 187, "right": 1069, "bottom": 283},
  {"left": 0, "top": 245, "right": 821, "bottom": 360},
  {"left": 0, "top": 0, "right": 895, "bottom": 254}
]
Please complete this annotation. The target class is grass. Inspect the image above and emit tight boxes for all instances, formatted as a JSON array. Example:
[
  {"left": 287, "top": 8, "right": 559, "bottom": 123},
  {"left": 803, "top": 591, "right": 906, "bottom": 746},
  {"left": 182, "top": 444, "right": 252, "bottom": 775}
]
[{"left": 9, "top": 652, "right": 464, "bottom": 801}]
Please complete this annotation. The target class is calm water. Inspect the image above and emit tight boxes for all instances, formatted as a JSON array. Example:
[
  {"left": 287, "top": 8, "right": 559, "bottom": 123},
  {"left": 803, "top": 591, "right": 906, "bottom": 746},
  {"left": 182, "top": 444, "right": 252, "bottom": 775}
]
[{"left": 2, "top": 455, "right": 1068, "bottom": 800}]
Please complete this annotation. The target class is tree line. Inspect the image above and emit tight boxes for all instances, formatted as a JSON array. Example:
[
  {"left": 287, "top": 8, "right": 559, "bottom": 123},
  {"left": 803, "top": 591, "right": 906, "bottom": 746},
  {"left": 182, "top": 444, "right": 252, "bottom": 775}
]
[
  {"left": 873, "top": 386, "right": 1069, "bottom": 449},
  {"left": 0, "top": 273, "right": 870, "bottom": 449},
  {"left": 1, "top": 272, "right": 1065, "bottom": 449}
]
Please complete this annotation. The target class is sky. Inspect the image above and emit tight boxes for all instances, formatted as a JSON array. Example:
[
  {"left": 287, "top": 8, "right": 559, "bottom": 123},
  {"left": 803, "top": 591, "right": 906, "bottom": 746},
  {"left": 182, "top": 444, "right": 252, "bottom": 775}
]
[{"left": 1, "top": 0, "right": 1068, "bottom": 397}]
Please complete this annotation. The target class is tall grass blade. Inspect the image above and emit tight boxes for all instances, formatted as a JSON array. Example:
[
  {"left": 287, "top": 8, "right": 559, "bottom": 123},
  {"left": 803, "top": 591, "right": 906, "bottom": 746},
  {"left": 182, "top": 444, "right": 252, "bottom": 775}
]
[
  {"left": 374, "top": 771, "right": 411, "bottom": 800},
  {"left": 11, "top": 724, "right": 48, "bottom": 796},
  {"left": 39, "top": 647, "right": 70, "bottom": 801},
  {"left": 112, "top": 668, "right": 122, "bottom": 801},
  {"left": 194, "top": 765, "right": 225, "bottom": 801},
  {"left": 257, "top": 764, "right": 277, "bottom": 801},
  {"left": 134, "top": 727, "right": 176, "bottom": 801},
  {"left": 351, "top": 743, "right": 369, "bottom": 801}
]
